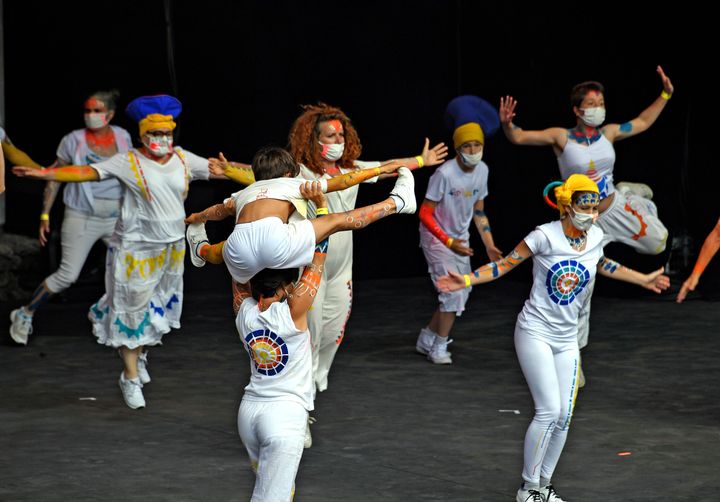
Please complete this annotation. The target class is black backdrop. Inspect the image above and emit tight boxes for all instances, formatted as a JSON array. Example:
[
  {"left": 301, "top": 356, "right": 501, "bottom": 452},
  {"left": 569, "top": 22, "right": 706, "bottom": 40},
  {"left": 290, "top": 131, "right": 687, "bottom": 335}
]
[{"left": 2, "top": 1, "right": 714, "bottom": 288}]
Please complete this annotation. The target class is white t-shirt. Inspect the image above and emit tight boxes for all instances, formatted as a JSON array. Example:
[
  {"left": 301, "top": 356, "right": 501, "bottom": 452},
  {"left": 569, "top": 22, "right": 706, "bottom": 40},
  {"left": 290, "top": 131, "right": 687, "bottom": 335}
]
[
  {"left": 91, "top": 147, "right": 209, "bottom": 243},
  {"left": 420, "top": 158, "right": 489, "bottom": 242},
  {"left": 229, "top": 177, "right": 311, "bottom": 221},
  {"left": 517, "top": 220, "right": 604, "bottom": 342},
  {"left": 237, "top": 298, "right": 314, "bottom": 411},
  {"left": 557, "top": 134, "right": 616, "bottom": 199},
  {"left": 57, "top": 126, "right": 133, "bottom": 211}
]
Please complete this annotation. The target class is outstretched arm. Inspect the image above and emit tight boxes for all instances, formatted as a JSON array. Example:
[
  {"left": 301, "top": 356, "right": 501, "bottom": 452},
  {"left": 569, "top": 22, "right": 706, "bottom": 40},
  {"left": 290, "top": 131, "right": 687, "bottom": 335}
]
[
  {"left": 436, "top": 241, "right": 532, "bottom": 292},
  {"left": 677, "top": 218, "right": 720, "bottom": 303},
  {"left": 289, "top": 183, "right": 329, "bottom": 330},
  {"left": 324, "top": 159, "right": 405, "bottom": 192},
  {"left": 209, "top": 152, "right": 255, "bottom": 185},
  {"left": 499, "top": 96, "right": 567, "bottom": 147},
  {"left": 597, "top": 256, "right": 670, "bottom": 293},
  {"left": 603, "top": 65, "right": 674, "bottom": 142},
  {"left": 185, "top": 198, "right": 235, "bottom": 224},
  {"left": 2, "top": 138, "right": 43, "bottom": 170},
  {"left": 13, "top": 165, "right": 99, "bottom": 182},
  {"left": 380, "top": 138, "right": 449, "bottom": 177},
  {"left": 473, "top": 199, "right": 502, "bottom": 261},
  {"left": 419, "top": 199, "right": 473, "bottom": 256}
]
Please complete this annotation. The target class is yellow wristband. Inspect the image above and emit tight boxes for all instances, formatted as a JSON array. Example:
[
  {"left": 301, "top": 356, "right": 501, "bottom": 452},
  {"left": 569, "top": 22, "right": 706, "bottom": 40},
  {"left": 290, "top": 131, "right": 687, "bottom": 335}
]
[
  {"left": 40, "top": 213, "right": 50, "bottom": 221},
  {"left": 446, "top": 237, "right": 454, "bottom": 248},
  {"left": 415, "top": 155, "right": 424, "bottom": 168},
  {"left": 464, "top": 274, "right": 472, "bottom": 288},
  {"left": 661, "top": 90, "right": 672, "bottom": 100},
  {"left": 316, "top": 207, "right": 329, "bottom": 215}
]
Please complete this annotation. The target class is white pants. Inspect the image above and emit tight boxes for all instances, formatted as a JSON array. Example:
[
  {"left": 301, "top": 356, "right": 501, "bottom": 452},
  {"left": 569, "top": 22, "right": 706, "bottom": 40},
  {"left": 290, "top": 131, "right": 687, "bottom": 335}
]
[
  {"left": 420, "top": 235, "right": 472, "bottom": 314},
  {"left": 577, "top": 190, "right": 668, "bottom": 349},
  {"left": 44, "top": 200, "right": 119, "bottom": 293},
  {"left": 515, "top": 327, "right": 580, "bottom": 484},
  {"left": 309, "top": 231, "right": 353, "bottom": 393},
  {"left": 223, "top": 217, "right": 316, "bottom": 284},
  {"left": 238, "top": 399, "right": 308, "bottom": 502}
]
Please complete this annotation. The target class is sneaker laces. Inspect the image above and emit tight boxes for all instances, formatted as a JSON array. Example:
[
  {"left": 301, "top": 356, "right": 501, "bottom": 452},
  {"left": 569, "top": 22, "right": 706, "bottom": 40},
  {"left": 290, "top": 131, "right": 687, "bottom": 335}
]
[
  {"left": 527, "top": 489, "right": 544, "bottom": 502},
  {"left": 14, "top": 309, "right": 34, "bottom": 334},
  {"left": 546, "top": 485, "right": 564, "bottom": 502}
]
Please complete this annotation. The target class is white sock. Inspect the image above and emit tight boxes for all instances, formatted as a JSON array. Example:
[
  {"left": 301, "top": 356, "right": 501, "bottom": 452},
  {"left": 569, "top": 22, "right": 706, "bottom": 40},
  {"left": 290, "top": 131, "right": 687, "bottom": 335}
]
[
  {"left": 523, "top": 481, "right": 540, "bottom": 490},
  {"left": 540, "top": 477, "right": 551, "bottom": 488}
]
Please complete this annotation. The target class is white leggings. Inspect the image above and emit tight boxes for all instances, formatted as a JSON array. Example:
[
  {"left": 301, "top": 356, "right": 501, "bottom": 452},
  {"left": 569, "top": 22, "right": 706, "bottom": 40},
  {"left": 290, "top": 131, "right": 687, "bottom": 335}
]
[
  {"left": 44, "top": 201, "right": 119, "bottom": 293},
  {"left": 238, "top": 399, "right": 308, "bottom": 502},
  {"left": 515, "top": 327, "right": 580, "bottom": 484}
]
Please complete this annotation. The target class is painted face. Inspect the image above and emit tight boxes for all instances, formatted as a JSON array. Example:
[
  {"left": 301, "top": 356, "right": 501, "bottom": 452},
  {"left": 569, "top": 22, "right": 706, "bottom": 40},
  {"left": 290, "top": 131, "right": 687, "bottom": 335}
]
[
  {"left": 83, "top": 97, "right": 112, "bottom": 130},
  {"left": 568, "top": 191, "right": 600, "bottom": 230},
  {"left": 142, "top": 129, "right": 174, "bottom": 157},
  {"left": 457, "top": 140, "right": 483, "bottom": 167}
]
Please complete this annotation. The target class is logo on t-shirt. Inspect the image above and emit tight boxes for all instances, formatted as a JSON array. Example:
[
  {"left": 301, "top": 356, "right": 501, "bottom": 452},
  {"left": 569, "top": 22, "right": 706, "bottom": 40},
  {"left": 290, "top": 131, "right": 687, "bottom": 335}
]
[
  {"left": 448, "top": 188, "right": 480, "bottom": 198},
  {"left": 244, "top": 329, "right": 289, "bottom": 376},
  {"left": 545, "top": 259, "right": 590, "bottom": 305}
]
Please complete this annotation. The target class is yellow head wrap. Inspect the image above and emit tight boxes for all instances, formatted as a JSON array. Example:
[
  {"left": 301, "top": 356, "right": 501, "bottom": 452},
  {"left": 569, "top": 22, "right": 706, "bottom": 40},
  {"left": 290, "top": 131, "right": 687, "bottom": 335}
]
[
  {"left": 554, "top": 174, "right": 599, "bottom": 214},
  {"left": 453, "top": 122, "right": 484, "bottom": 148},
  {"left": 139, "top": 113, "right": 177, "bottom": 137}
]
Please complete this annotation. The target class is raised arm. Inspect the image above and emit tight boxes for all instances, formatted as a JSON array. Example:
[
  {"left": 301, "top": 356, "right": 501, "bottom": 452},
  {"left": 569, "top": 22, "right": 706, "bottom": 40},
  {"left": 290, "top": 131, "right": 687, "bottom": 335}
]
[
  {"left": 473, "top": 199, "right": 502, "bottom": 261},
  {"left": 603, "top": 65, "right": 674, "bottom": 142},
  {"left": 597, "top": 256, "right": 669, "bottom": 293},
  {"left": 289, "top": 183, "right": 329, "bottom": 330},
  {"left": 184, "top": 198, "right": 235, "bottom": 224},
  {"left": 209, "top": 152, "right": 255, "bottom": 185},
  {"left": 499, "top": 96, "right": 567, "bottom": 147},
  {"left": 13, "top": 165, "right": 99, "bottom": 182},
  {"left": 677, "top": 217, "right": 720, "bottom": 303},
  {"left": 436, "top": 241, "right": 532, "bottom": 292}
]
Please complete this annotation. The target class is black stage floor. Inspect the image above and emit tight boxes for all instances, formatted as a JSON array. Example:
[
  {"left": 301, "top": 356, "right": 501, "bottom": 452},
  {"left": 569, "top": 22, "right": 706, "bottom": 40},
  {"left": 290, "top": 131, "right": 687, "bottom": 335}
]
[{"left": 1, "top": 275, "right": 718, "bottom": 501}]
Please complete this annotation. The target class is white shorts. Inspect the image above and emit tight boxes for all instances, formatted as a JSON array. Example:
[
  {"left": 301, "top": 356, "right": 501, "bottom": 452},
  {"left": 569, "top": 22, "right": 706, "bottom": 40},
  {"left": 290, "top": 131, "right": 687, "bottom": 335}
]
[
  {"left": 420, "top": 234, "right": 472, "bottom": 314},
  {"left": 223, "top": 217, "right": 316, "bottom": 284},
  {"left": 597, "top": 190, "right": 668, "bottom": 255}
]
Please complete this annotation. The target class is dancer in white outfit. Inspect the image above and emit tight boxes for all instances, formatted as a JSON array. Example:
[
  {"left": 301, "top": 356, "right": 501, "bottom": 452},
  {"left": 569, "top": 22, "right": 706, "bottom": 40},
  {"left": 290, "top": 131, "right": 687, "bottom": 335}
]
[
  {"left": 13, "top": 94, "right": 229, "bottom": 409},
  {"left": 235, "top": 182, "right": 328, "bottom": 502},
  {"left": 9, "top": 91, "right": 132, "bottom": 345},
  {"left": 437, "top": 174, "right": 669, "bottom": 502},
  {"left": 499, "top": 66, "right": 675, "bottom": 382},
  {"left": 416, "top": 95, "right": 503, "bottom": 364}
]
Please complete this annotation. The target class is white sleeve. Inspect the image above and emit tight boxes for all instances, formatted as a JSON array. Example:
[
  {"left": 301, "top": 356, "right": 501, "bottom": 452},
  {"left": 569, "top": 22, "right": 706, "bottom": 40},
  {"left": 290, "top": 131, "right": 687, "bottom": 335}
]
[
  {"left": 180, "top": 149, "right": 210, "bottom": 181},
  {"left": 424, "top": 169, "right": 446, "bottom": 202},
  {"left": 353, "top": 159, "right": 381, "bottom": 184},
  {"left": 478, "top": 162, "right": 489, "bottom": 200},
  {"left": 523, "top": 228, "right": 550, "bottom": 256},
  {"left": 55, "top": 133, "right": 76, "bottom": 165},
  {"left": 91, "top": 152, "right": 131, "bottom": 182}
]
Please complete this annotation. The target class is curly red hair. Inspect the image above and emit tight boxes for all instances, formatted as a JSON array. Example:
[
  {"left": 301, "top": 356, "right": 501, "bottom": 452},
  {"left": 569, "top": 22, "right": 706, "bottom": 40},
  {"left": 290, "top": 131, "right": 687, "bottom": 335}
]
[{"left": 288, "top": 103, "right": 362, "bottom": 175}]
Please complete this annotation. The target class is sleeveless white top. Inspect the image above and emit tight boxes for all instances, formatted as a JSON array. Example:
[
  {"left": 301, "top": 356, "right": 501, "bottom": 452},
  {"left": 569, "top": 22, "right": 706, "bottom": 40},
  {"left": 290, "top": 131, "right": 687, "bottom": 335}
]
[{"left": 557, "top": 133, "right": 616, "bottom": 199}]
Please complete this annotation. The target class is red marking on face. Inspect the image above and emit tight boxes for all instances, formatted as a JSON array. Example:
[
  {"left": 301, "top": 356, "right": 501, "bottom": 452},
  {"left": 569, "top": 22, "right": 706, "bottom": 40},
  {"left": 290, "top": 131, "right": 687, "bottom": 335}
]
[
  {"left": 327, "top": 119, "right": 343, "bottom": 134},
  {"left": 85, "top": 97, "right": 104, "bottom": 110}
]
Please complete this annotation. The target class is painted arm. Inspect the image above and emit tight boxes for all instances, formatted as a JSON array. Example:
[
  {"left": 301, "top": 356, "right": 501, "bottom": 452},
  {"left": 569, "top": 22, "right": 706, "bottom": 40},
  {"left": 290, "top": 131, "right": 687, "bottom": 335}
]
[
  {"left": 499, "top": 96, "right": 567, "bottom": 147},
  {"left": 378, "top": 138, "right": 449, "bottom": 179},
  {"left": 289, "top": 184, "right": 328, "bottom": 330},
  {"left": 232, "top": 280, "right": 252, "bottom": 316},
  {"left": 473, "top": 199, "right": 502, "bottom": 261},
  {"left": 37, "top": 160, "right": 64, "bottom": 246},
  {"left": 419, "top": 199, "right": 473, "bottom": 256},
  {"left": 437, "top": 241, "right": 532, "bottom": 292},
  {"left": 325, "top": 160, "right": 405, "bottom": 192},
  {"left": 13, "top": 165, "right": 99, "bottom": 182},
  {"left": 597, "top": 256, "right": 669, "bottom": 293},
  {"left": 604, "top": 66, "right": 674, "bottom": 142},
  {"left": 677, "top": 218, "right": 720, "bottom": 303},
  {"left": 208, "top": 152, "right": 255, "bottom": 185},
  {"left": 2, "top": 139, "right": 43, "bottom": 169},
  {"left": 184, "top": 198, "right": 235, "bottom": 224}
]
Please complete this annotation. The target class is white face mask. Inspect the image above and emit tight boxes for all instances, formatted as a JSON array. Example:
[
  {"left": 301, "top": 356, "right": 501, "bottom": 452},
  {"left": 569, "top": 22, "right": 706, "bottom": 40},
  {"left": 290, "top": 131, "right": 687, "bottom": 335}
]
[
  {"left": 580, "top": 107, "right": 606, "bottom": 127},
  {"left": 143, "top": 134, "right": 174, "bottom": 157},
  {"left": 459, "top": 150, "right": 483, "bottom": 167},
  {"left": 568, "top": 207, "right": 596, "bottom": 231},
  {"left": 319, "top": 142, "right": 344, "bottom": 161},
  {"left": 84, "top": 113, "right": 109, "bottom": 130}
]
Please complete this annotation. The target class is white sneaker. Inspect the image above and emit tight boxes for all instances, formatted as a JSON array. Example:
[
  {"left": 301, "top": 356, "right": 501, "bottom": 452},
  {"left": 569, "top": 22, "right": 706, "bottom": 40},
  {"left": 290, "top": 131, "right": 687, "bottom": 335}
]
[
  {"left": 427, "top": 337, "right": 453, "bottom": 365},
  {"left": 186, "top": 223, "right": 209, "bottom": 267},
  {"left": 517, "top": 486, "right": 546, "bottom": 502},
  {"left": 415, "top": 328, "right": 435, "bottom": 355},
  {"left": 9, "top": 308, "right": 33, "bottom": 345},
  {"left": 541, "top": 484, "right": 567, "bottom": 502},
  {"left": 138, "top": 352, "right": 151, "bottom": 385},
  {"left": 390, "top": 167, "right": 417, "bottom": 214},
  {"left": 304, "top": 416, "right": 316, "bottom": 449},
  {"left": 616, "top": 181, "right": 653, "bottom": 200},
  {"left": 119, "top": 372, "right": 146, "bottom": 409}
]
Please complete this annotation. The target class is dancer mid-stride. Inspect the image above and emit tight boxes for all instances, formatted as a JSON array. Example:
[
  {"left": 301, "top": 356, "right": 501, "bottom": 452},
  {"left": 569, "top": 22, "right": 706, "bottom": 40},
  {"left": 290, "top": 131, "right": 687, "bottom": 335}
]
[{"left": 437, "top": 174, "right": 668, "bottom": 502}]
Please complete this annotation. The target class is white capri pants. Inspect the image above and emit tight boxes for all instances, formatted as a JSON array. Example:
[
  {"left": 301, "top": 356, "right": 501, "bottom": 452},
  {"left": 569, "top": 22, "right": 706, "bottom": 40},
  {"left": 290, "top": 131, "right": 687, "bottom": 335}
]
[
  {"left": 223, "top": 217, "right": 316, "bottom": 284},
  {"left": 238, "top": 398, "right": 308, "bottom": 502},
  {"left": 515, "top": 326, "right": 580, "bottom": 485},
  {"left": 44, "top": 199, "right": 119, "bottom": 293},
  {"left": 420, "top": 236, "right": 472, "bottom": 314}
]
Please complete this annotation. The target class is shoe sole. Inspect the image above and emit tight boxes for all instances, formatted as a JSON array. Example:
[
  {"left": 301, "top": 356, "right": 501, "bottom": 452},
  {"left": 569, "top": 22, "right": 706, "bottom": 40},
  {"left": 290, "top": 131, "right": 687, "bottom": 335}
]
[{"left": 186, "top": 225, "right": 208, "bottom": 268}]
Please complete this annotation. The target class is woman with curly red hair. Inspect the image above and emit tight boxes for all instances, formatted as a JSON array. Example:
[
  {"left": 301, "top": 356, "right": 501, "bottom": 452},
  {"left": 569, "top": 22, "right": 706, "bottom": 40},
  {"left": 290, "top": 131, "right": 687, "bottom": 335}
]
[{"left": 288, "top": 102, "right": 447, "bottom": 444}]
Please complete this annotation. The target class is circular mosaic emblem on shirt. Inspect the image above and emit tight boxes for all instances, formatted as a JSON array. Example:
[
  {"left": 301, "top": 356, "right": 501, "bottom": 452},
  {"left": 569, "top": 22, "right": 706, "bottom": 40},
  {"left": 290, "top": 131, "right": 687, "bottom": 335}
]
[
  {"left": 244, "top": 329, "right": 289, "bottom": 376},
  {"left": 545, "top": 259, "right": 590, "bottom": 305}
]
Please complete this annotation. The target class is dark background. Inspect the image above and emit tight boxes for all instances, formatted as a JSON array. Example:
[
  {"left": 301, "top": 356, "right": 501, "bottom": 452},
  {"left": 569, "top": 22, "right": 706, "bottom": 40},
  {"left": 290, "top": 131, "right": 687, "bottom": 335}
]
[{"left": 2, "top": 1, "right": 715, "bottom": 291}]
